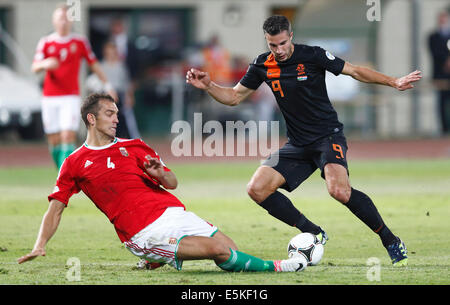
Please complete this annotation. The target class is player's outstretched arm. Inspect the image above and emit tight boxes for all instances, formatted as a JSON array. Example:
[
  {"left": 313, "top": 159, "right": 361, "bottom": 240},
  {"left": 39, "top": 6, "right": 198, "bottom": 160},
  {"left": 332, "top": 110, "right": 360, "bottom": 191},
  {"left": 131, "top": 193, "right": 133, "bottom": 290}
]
[
  {"left": 17, "top": 199, "right": 65, "bottom": 264},
  {"left": 186, "top": 68, "right": 255, "bottom": 106},
  {"left": 341, "top": 62, "right": 422, "bottom": 91}
]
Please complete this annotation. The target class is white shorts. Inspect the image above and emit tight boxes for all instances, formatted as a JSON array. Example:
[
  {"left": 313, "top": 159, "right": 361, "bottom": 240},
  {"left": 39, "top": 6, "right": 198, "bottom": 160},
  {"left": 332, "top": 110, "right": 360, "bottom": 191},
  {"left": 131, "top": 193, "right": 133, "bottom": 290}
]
[
  {"left": 124, "top": 207, "right": 218, "bottom": 270},
  {"left": 41, "top": 95, "right": 81, "bottom": 134}
]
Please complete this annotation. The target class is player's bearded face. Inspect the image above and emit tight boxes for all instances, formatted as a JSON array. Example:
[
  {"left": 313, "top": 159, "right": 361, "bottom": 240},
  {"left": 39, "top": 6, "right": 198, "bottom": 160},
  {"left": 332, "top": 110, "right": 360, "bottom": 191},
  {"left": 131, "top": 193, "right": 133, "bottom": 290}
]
[{"left": 265, "top": 31, "right": 294, "bottom": 62}]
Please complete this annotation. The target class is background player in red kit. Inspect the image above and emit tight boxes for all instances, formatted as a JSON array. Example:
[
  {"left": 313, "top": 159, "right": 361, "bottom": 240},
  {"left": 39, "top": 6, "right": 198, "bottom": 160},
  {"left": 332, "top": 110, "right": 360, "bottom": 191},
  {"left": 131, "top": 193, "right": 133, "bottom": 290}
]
[
  {"left": 32, "top": 4, "right": 117, "bottom": 169},
  {"left": 186, "top": 15, "right": 422, "bottom": 266},
  {"left": 17, "top": 93, "right": 310, "bottom": 273}
]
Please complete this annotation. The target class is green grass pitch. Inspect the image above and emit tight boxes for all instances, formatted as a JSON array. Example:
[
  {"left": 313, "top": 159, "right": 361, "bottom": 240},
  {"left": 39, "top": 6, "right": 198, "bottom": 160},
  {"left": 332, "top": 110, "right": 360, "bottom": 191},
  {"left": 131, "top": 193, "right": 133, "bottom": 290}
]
[{"left": 0, "top": 159, "right": 449, "bottom": 285}]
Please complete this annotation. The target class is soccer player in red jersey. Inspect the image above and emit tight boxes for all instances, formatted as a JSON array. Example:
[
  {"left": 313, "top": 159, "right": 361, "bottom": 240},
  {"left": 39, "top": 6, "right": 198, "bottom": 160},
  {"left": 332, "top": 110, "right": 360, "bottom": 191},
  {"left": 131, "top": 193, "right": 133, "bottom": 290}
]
[
  {"left": 17, "top": 93, "right": 309, "bottom": 273},
  {"left": 32, "top": 4, "right": 117, "bottom": 169},
  {"left": 186, "top": 15, "right": 422, "bottom": 266}
]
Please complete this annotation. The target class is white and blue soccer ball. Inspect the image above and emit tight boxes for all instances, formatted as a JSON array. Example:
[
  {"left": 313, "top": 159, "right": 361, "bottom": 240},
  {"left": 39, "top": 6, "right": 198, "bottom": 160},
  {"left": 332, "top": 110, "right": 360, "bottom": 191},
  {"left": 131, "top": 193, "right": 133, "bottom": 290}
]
[{"left": 287, "top": 233, "right": 324, "bottom": 266}]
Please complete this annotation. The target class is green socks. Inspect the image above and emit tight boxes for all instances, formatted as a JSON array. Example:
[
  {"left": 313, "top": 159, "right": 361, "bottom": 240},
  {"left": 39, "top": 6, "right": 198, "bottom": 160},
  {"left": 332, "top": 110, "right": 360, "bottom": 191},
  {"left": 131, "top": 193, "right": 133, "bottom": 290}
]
[
  {"left": 50, "top": 143, "right": 76, "bottom": 169},
  {"left": 50, "top": 145, "right": 61, "bottom": 168},
  {"left": 218, "top": 249, "right": 275, "bottom": 272}
]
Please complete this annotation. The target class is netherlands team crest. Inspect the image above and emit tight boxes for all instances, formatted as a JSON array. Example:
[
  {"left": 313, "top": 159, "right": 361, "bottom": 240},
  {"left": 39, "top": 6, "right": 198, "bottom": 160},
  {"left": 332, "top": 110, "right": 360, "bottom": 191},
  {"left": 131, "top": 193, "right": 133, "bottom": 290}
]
[
  {"left": 296, "top": 63, "right": 307, "bottom": 81},
  {"left": 119, "top": 147, "right": 129, "bottom": 157}
]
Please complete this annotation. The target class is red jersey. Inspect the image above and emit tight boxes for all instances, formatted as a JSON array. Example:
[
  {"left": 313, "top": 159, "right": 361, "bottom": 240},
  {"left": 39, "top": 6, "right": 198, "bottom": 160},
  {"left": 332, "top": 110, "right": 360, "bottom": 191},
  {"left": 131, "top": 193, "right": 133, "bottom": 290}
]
[
  {"left": 48, "top": 138, "right": 185, "bottom": 242},
  {"left": 33, "top": 33, "right": 97, "bottom": 96}
]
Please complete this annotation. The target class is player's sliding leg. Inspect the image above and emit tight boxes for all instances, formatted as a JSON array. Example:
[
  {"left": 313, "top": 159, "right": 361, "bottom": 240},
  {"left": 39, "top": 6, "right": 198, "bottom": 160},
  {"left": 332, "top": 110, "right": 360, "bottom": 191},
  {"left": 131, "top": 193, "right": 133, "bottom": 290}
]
[
  {"left": 136, "top": 231, "right": 239, "bottom": 270},
  {"left": 324, "top": 163, "right": 407, "bottom": 266},
  {"left": 177, "top": 234, "right": 306, "bottom": 272},
  {"left": 217, "top": 248, "right": 307, "bottom": 272},
  {"left": 247, "top": 166, "right": 327, "bottom": 244},
  {"left": 212, "top": 230, "right": 239, "bottom": 251}
]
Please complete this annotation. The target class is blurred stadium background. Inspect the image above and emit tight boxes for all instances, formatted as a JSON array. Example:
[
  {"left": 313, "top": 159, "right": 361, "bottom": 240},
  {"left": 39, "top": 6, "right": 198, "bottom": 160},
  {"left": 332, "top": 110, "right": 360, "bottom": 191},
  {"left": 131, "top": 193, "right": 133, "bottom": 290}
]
[{"left": 0, "top": 0, "right": 449, "bottom": 159}]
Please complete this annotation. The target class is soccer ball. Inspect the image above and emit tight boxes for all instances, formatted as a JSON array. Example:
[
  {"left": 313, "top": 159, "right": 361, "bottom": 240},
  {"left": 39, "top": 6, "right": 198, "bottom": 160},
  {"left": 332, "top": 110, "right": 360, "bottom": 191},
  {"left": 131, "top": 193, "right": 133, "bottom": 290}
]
[{"left": 287, "top": 233, "right": 324, "bottom": 266}]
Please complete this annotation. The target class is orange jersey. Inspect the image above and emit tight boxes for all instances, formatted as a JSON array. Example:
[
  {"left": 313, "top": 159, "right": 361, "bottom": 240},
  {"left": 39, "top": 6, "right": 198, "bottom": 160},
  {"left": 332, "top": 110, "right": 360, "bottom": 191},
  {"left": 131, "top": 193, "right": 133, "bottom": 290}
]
[{"left": 33, "top": 33, "right": 97, "bottom": 96}]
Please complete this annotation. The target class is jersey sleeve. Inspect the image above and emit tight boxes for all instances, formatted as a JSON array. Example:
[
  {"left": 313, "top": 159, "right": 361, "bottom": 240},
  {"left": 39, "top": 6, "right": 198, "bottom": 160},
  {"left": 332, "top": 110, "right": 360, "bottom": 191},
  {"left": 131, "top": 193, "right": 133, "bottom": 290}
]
[
  {"left": 312, "top": 46, "right": 345, "bottom": 76},
  {"left": 80, "top": 37, "right": 97, "bottom": 65},
  {"left": 48, "top": 158, "right": 81, "bottom": 205},
  {"left": 239, "top": 59, "right": 264, "bottom": 90}
]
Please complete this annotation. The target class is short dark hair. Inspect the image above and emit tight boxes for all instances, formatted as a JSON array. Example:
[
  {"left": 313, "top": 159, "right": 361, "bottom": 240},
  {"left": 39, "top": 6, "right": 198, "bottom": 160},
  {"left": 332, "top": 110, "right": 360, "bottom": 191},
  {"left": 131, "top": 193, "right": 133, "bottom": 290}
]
[
  {"left": 81, "top": 93, "right": 115, "bottom": 128},
  {"left": 263, "top": 15, "right": 292, "bottom": 35}
]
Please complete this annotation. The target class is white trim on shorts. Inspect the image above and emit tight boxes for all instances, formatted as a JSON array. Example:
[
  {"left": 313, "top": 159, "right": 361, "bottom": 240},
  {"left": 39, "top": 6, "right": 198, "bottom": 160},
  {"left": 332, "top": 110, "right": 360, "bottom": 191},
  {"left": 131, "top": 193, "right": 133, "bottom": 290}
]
[{"left": 124, "top": 207, "right": 218, "bottom": 270}]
